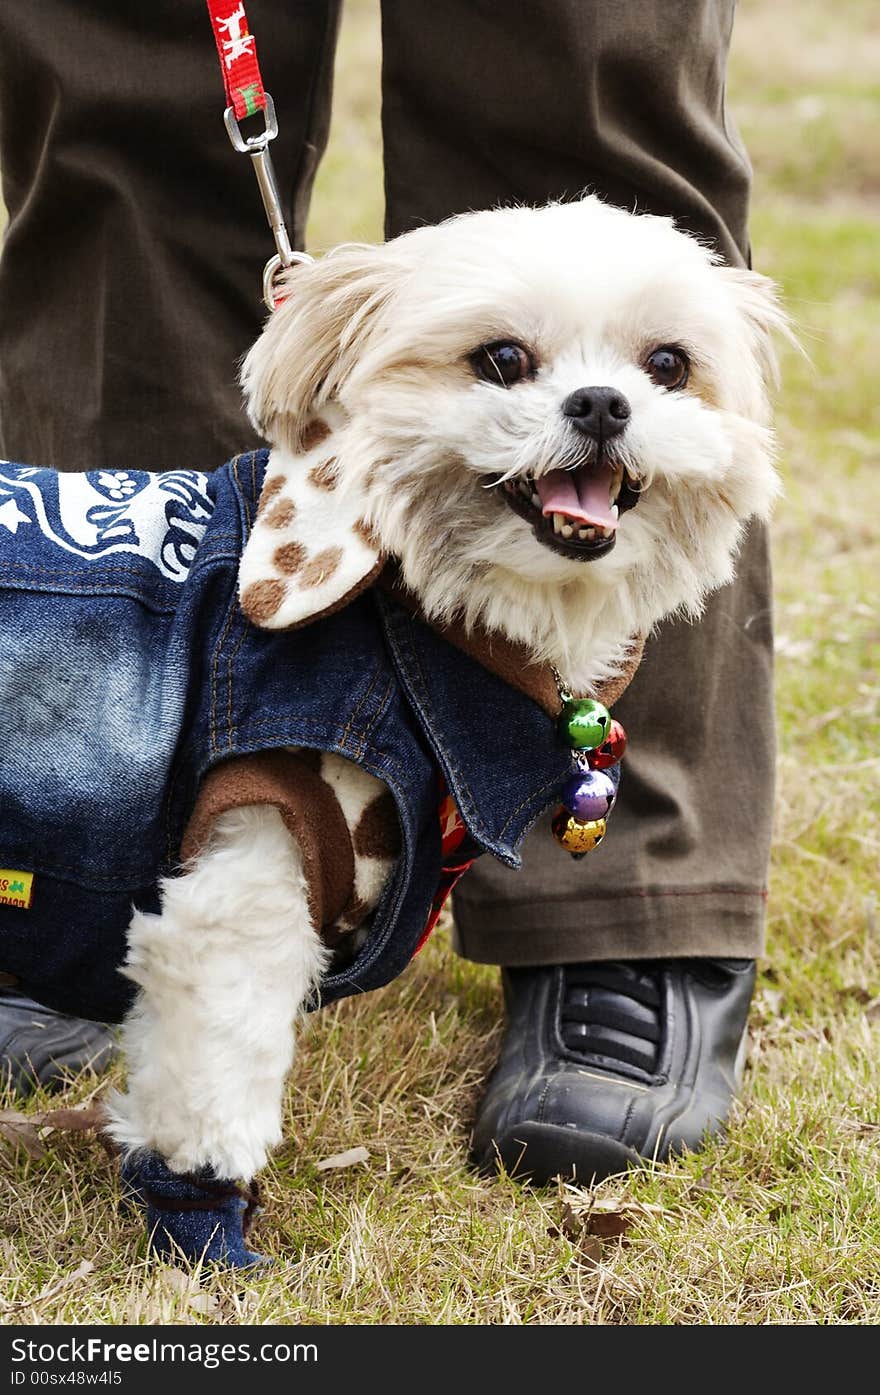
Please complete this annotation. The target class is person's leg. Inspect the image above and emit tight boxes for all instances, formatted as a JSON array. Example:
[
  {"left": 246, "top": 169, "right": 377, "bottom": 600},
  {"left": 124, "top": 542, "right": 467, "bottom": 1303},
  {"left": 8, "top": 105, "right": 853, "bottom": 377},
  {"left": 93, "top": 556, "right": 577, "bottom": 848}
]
[
  {"left": 0, "top": 0, "right": 341, "bottom": 471},
  {"left": 381, "top": 0, "right": 772, "bottom": 1177},
  {"left": 0, "top": 0, "right": 342, "bottom": 1089}
]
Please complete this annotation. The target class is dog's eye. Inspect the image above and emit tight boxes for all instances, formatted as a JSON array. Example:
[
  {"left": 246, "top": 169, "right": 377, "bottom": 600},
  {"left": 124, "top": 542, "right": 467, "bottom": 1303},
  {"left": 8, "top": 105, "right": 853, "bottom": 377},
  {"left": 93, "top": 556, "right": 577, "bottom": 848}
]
[
  {"left": 645, "top": 346, "right": 689, "bottom": 390},
  {"left": 471, "top": 341, "right": 534, "bottom": 387}
]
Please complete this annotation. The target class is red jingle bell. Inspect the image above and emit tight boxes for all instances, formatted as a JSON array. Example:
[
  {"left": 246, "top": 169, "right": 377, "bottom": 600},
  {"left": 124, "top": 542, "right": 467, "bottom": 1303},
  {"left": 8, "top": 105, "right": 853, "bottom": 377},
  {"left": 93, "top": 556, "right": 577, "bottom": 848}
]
[{"left": 588, "top": 718, "right": 627, "bottom": 770}]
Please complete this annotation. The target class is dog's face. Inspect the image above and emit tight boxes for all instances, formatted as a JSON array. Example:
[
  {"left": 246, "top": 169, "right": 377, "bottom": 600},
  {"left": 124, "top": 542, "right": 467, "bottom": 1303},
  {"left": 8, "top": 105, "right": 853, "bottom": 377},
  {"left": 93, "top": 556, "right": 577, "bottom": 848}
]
[{"left": 242, "top": 197, "right": 786, "bottom": 683}]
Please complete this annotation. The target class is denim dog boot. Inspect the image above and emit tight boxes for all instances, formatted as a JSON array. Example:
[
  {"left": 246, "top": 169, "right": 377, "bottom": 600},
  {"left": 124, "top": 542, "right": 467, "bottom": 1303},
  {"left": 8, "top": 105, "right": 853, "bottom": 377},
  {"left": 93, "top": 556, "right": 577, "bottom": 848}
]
[{"left": 121, "top": 1151, "right": 267, "bottom": 1269}]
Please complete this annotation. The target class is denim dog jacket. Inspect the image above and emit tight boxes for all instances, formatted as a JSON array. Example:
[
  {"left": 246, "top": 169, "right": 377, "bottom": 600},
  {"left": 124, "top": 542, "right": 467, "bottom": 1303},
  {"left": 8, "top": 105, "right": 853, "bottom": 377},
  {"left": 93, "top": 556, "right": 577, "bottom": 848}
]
[{"left": 0, "top": 449, "right": 627, "bottom": 1024}]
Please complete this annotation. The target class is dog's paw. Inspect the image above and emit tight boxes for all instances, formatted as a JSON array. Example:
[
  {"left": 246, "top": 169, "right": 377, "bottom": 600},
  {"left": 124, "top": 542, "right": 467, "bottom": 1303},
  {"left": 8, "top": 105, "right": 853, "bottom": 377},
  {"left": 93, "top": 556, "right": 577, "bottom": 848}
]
[{"left": 121, "top": 1151, "right": 270, "bottom": 1271}]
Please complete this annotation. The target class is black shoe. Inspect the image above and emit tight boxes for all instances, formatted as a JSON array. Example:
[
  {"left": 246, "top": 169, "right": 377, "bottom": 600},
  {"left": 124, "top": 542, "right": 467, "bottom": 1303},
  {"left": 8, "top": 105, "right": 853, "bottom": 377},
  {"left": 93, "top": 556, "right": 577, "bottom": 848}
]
[
  {"left": 0, "top": 989, "right": 117, "bottom": 1095},
  {"left": 471, "top": 958, "right": 755, "bottom": 1184}
]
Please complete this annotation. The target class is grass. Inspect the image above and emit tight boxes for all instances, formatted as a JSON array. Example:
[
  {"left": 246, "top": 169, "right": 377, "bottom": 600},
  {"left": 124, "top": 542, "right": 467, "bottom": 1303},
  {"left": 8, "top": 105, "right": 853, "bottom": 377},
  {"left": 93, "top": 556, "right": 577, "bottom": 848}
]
[{"left": 1, "top": 0, "right": 878, "bottom": 1325}]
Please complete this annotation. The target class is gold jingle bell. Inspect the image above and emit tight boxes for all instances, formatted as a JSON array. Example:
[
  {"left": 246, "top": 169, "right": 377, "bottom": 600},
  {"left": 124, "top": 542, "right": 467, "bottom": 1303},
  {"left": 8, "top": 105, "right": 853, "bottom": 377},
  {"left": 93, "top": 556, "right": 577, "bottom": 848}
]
[{"left": 551, "top": 806, "right": 607, "bottom": 855}]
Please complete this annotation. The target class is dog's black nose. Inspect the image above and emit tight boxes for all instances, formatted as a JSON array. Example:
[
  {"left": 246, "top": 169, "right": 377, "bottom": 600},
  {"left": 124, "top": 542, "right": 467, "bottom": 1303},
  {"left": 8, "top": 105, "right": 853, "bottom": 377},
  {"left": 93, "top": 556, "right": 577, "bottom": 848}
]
[{"left": 562, "top": 387, "right": 631, "bottom": 441}]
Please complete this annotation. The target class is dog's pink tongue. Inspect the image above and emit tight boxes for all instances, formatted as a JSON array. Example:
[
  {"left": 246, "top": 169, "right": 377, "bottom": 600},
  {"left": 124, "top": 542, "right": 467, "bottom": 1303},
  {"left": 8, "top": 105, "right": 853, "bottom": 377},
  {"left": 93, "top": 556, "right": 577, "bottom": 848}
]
[{"left": 536, "top": 462, "right": 618, "bottom": 530}]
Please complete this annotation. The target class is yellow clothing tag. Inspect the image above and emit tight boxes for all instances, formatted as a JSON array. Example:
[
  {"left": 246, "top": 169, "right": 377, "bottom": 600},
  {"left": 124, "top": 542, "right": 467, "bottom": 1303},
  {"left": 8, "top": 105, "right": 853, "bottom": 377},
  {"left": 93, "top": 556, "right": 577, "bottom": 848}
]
[{"left": 0, "top": 869, "right": 34, "bottom": 910}]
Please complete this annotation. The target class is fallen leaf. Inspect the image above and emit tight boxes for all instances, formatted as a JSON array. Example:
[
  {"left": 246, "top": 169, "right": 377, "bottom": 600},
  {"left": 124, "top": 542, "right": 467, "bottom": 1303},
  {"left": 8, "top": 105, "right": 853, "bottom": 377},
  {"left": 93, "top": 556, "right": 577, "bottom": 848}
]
[
  {"left": 161, "top": 1267, "right": 220, "bottom": 1317},
  {"left": 585, "top": 1210, "right": 634, "bottom": 1240},
  {"left": 161, "top": 1267, "right": 190, "bottom": 1295},
  {"left": 32, "top": 1104, "right": 107, "bottom": 1132},
  {"left": 0, "top": 1101, "right": 107, "bottom": 1157},
  {"left": 577, "top": 1235, "right": 604, "bottom": 1268},
  {"left": 315, "top": 1145, "right": 370, "bottom": 1172},
  {"left": 186, "top": 1290, "right": 221, "bottom": 1316},
  {"left": 865, "top": 997, "right": 880, "bottom": 1021},
  {"left": 0, "top": 1101, "right": 106, "bottom": 1132},
  {"left": 551, "top": 1199, "right": 635, "bottom": 1261},
  {"left": 0, "top": 1120, "right": 45, "bottom": 1159},
  {"left": 558, "top": 1201, "right": 583, "bottom": 1242},
  {"left": 0, "top": 1259, "right": 94, "bottom": 1314},
  {"left": 0, "top": 1109, "right": 31, "bottom": 1126}
]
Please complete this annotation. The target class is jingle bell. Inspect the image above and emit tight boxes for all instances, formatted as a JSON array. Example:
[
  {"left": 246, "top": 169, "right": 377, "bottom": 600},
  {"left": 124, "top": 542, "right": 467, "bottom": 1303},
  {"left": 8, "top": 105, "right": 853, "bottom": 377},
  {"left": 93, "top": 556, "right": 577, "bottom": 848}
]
[
  {"left": 558, "top": 698, "right": 611, "bottom": 751},
  {"left": 551, "top": 807, "right": 607, "bottom": 854},
  {"left": 561, "top": 768, "right": 616, "bottom": 821},
  {"left": 588, "top": 718, "right": 627, "bottom": 770}
]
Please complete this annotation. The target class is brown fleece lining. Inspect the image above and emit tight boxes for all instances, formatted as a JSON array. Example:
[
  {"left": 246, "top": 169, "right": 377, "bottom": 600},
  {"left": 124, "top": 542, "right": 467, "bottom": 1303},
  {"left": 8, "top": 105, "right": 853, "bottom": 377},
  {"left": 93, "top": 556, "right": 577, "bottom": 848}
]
[
  {"left": 353, "top": 790, "right": 402, "bottom": 861},
  {"left": 376, "top": 565, "right": 644, "bottom": 716},
  {"left": 181, "top": 749, "right": 355, "bottom": 932}
]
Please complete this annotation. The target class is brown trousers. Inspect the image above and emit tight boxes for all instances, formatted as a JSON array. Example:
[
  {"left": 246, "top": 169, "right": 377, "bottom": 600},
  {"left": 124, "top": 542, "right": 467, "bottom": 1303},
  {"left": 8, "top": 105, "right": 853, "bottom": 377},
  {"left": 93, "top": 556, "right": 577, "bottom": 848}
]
[{"left": 0, "top": 1, "right": 773, "bottom": 963}]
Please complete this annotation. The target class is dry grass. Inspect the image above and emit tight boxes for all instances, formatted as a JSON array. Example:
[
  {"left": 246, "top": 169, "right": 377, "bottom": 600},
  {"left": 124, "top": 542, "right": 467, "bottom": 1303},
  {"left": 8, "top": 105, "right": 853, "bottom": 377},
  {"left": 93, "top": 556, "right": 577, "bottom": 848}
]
[{"left": 1, "top": 0, "right": 878, "bottom": 1325}]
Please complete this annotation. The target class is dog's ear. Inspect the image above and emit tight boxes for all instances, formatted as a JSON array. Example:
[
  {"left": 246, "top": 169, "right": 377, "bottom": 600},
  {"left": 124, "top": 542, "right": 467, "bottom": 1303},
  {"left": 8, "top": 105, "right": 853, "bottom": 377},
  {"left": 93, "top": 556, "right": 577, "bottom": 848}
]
[
  {"left": 715, "top": 267, "right": 796, "bottom": 420},
  {"left": 240, "top": 243, "right": 400, "bottom": 454}
]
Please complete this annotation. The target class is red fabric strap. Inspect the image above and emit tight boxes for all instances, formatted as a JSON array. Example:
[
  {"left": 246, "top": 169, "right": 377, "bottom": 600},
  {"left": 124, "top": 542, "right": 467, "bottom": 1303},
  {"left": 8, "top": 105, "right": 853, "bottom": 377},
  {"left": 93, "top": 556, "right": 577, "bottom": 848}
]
[{"left": 205, "top": 0, "right": 267, "bottom": 119}]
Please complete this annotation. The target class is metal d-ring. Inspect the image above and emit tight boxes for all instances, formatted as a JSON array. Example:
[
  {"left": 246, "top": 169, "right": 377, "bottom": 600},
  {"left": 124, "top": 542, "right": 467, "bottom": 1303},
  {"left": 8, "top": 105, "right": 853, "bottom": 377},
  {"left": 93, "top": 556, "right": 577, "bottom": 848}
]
[
  {"left": 223, "top": 93, "right": 279, "bottom": 153},
  {"left": 263, "top": 249, "right": 314, "bottom": 311}
]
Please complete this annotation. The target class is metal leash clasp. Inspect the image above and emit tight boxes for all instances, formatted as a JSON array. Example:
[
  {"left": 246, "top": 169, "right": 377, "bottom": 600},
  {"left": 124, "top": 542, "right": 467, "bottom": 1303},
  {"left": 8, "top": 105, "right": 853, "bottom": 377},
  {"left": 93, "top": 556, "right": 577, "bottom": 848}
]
[{"left": 223, "top": 92, "right": 314, "bottom": 309}]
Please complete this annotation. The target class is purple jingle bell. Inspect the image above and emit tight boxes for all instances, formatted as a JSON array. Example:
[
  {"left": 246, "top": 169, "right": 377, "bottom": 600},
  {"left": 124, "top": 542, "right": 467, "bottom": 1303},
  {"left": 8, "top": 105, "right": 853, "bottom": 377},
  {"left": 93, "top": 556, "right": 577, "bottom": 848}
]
[{"left": 561, "top": 767, "right": 617, "bottom": 822}]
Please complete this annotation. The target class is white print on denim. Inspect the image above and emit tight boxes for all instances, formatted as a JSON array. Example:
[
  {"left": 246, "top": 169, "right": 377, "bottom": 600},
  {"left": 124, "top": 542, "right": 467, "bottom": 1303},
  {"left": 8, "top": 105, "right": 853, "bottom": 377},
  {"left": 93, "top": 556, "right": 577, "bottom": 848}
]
[
  {"left": 0, "top": 498, "right": 31, "bottom": 534},
  {"left": 0, "top": 466, "right": 214, "bottom": 582}
]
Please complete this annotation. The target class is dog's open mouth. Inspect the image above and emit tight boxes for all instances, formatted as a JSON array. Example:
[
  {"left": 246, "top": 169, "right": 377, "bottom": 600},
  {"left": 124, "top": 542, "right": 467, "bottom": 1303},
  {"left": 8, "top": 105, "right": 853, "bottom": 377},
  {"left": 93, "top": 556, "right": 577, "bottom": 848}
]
[{"left": 497, "top": 456, "right": 641, "bottom": 561}]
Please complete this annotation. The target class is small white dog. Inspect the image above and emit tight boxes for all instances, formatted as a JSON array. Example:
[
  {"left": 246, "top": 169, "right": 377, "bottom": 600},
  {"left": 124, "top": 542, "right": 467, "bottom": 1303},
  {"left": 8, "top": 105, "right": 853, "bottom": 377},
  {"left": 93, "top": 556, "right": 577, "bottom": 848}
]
[{"left": 0, "top": 196, "right": 784, "bottom": 1265}]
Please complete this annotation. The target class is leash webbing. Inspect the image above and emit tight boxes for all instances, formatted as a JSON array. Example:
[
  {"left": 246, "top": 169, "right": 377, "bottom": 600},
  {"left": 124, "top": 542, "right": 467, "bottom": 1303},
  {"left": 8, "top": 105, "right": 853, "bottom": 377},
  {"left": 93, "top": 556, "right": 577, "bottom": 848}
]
[
  {"left": 205, "top": 0, "right": 313, "bottom": 306},
  {"left": 205, "top": 0, "right": 266, "bottom": 119}
]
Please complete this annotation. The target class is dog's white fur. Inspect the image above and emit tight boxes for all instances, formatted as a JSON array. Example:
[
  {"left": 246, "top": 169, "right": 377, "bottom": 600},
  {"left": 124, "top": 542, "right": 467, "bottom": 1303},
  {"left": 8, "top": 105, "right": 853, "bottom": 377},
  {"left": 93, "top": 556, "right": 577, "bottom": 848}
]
[
  {"left": 108, "top": 805, "right": 328, "bottom": 1177},
  {"left": 243, "top": 196, "right": 786, "bottom": 687},
  {"left": 108, "top": 196, "right": 785, "bottom": 1181}
]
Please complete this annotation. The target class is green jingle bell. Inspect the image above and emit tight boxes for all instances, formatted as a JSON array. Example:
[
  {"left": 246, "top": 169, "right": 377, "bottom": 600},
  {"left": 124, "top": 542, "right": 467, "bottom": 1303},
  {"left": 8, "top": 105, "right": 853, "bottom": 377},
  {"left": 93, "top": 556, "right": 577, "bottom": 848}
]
[
  {"left": 558, "top": 697, "right": 611, "bottom": 751},
  {"left": 551, "top": 806, "right": 607, "bottom": 855}
]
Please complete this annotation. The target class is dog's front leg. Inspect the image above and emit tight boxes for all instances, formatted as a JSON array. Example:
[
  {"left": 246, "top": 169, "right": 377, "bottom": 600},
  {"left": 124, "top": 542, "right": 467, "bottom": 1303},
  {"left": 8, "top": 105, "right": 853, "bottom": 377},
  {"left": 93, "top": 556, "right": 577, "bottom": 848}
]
[{"left": 106, "top": 805, "right": 328, "bottom": 1267}]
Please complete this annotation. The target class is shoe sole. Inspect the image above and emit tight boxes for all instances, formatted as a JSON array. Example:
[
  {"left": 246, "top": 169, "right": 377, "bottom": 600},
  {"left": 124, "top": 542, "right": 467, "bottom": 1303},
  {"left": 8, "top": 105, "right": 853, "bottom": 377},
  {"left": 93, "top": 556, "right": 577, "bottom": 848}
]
[{"left": 479, "top": 1121, "right": 644, "bottom": 1187}]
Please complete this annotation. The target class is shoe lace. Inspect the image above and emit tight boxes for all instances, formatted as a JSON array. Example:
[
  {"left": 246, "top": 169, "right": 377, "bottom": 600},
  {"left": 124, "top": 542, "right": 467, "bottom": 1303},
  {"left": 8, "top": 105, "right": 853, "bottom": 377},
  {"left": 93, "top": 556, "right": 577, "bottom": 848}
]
[{"left": 559, "top": 962, "right": 664, "bottom": 1074}]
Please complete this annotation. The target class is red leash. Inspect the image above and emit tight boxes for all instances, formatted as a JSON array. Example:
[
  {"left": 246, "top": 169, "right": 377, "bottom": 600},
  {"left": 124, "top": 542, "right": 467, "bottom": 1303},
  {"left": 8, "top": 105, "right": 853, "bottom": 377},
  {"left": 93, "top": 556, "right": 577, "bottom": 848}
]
[
  {"left": 205, "top": 0, "right": 312, "bottom": 307},
  {"left": 205, "top": 0, "right": 266, "bottom": 119}
]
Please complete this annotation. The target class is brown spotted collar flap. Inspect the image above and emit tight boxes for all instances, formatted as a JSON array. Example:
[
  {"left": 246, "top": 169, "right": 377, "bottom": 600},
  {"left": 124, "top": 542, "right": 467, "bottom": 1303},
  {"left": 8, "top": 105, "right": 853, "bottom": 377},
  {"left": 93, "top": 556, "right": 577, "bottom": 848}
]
[{"left": 239, "top": 432, "right": 384, "bottom": 631}]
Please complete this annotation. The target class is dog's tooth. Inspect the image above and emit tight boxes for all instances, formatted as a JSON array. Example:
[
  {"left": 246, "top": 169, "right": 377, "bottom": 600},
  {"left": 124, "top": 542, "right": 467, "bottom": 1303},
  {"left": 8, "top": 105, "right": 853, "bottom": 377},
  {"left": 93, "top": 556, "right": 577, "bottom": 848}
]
[
  {"left": 553, "top": 512, "right": 565, "bottom": 535},
  {"left": 577, "top": 527, "right": 589, "bottom": 540},
  {"left": 611, "top": 504, "right": 619, "bottom": 519},
  {"left": 531, "top": 492, "right": 541, "bottom": 509},
  {"left": 518, "top": 480, "right": 531, "bottom": 497},
  {"left": 560, "top": 523, "right": 573, "bottom": 538},
  {"left": 584, "top": 526, "right": 596, "bottom": 539}
]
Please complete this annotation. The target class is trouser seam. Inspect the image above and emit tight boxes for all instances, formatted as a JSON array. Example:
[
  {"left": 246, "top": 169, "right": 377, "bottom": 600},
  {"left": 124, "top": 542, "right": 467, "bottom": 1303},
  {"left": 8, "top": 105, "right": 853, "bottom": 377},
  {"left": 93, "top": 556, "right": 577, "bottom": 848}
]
[{"left": 457, "top": 887, "right": 769, "bottom": 911}]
